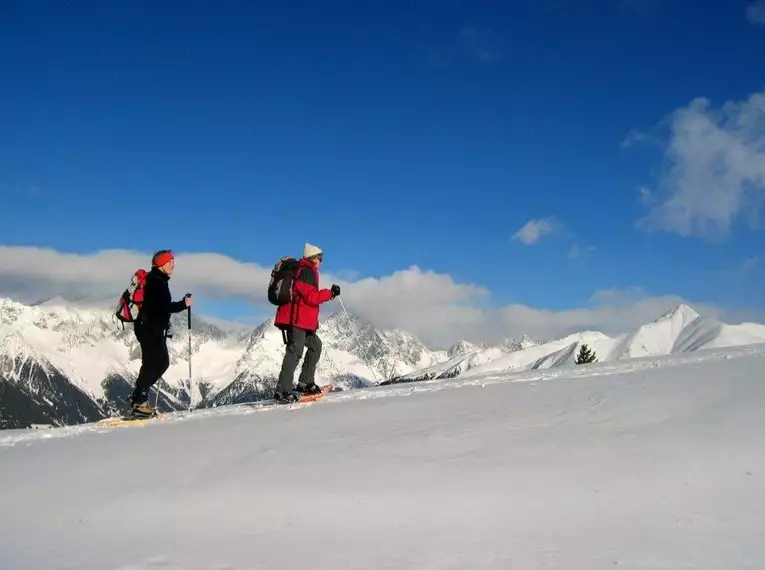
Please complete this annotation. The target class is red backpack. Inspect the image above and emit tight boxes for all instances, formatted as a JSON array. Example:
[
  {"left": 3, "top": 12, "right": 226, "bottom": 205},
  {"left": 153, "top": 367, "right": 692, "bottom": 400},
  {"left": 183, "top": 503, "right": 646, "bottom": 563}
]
[{"left": 115, "top": 269, "right": 148, "bottom": 326}]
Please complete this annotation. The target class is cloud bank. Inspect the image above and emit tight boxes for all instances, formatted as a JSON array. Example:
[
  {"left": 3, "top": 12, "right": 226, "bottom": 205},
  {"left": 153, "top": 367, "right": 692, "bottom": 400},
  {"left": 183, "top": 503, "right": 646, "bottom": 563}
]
[{"left": 0, "top": 246, "right": 760, "bottom": 348}]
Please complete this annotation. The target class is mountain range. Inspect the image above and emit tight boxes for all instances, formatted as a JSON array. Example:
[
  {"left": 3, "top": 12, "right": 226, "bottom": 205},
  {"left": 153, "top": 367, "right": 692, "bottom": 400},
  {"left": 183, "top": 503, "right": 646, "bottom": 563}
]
[
  {"left": 391, "top": 304, "right": 765, "bottom": 382},
  {"left": 2, "top": 296, "right": 764, "bottom": 430}
]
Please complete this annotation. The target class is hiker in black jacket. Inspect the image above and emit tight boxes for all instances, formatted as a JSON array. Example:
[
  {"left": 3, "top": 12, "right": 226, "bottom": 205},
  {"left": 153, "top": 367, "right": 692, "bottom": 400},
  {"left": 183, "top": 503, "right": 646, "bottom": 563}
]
[{"left": 129, "top": 249, "right": 192, "bottom": 415}]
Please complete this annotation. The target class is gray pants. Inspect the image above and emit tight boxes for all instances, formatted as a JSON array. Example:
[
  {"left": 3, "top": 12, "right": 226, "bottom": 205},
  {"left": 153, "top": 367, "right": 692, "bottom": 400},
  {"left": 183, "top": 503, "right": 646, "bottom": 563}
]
[{"left": 275, "top": 326, "right": 322, "bottom": 394}]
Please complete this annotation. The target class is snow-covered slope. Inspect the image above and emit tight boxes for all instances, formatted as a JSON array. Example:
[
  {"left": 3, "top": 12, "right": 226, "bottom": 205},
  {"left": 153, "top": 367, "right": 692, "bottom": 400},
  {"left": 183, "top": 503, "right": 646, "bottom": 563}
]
[
  {"left": 1, "top": 344, "right": 764, "bottom": 569},
  {"left": 399, "top": 304, "right": 765, "bottom": 381}
]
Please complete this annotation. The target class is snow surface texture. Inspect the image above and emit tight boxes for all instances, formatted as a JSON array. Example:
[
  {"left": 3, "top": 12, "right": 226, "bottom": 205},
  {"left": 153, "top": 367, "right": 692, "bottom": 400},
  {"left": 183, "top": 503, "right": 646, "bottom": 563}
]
[{"left": 1, "top": 344, "right": 764, "bottom": 569}]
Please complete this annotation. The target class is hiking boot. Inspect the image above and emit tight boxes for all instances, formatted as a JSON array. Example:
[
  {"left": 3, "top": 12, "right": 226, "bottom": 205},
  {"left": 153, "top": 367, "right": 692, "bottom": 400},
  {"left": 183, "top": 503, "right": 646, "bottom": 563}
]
[
  {"left": 274, "top": 391, "right": 299, "bottom": 404},
  {"left": 295, "top": 382, "right": 322, "bottom": 395},
  {"left": 131, "top": 401, "right": 155, "bottom": 416}
]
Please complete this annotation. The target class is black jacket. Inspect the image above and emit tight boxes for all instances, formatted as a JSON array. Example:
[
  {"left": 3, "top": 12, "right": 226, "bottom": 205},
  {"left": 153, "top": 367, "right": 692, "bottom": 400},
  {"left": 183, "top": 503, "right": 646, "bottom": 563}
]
[{"left": 139, "top": 267, "right": 187, "bottom": 334}]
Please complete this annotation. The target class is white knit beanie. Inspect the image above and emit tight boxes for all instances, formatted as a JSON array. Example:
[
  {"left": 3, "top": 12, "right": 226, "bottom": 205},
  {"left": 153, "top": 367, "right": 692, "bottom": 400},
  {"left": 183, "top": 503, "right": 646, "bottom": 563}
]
[{"left": 303, "top": 242, "right": 323, "bottom": 259}]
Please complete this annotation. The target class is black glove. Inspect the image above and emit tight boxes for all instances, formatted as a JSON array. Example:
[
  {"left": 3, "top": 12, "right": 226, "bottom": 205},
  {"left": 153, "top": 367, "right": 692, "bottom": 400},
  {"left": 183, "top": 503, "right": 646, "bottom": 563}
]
[{"left": 331, "top": 284, "right": 341, "bottom": 298}]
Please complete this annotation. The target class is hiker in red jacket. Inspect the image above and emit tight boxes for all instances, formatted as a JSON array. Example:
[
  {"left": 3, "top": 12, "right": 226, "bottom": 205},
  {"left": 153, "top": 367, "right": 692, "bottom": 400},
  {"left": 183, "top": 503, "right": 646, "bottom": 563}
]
[{"left": 273, "top": 242, "right": 340, "bottom": 403}]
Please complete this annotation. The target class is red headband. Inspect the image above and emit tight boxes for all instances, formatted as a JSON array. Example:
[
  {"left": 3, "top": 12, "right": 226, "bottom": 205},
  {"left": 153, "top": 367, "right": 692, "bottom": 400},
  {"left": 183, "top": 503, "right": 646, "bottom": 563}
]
[{"left": 152, "top": 250, "right": 174, "bottom": 267}]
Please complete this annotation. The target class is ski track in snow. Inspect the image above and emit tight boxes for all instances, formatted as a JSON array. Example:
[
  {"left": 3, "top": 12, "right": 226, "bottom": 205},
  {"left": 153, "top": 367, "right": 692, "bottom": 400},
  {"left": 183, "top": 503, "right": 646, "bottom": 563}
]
[{"left": 0, "top": 344, "right": 764, "bottom": 569}]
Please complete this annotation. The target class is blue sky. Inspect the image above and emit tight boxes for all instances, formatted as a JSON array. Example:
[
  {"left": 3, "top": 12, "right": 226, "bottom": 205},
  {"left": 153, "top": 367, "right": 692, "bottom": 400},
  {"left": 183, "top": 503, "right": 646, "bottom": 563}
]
[{"left": 1, "top": 0, "right": 764, "bottom": 345}]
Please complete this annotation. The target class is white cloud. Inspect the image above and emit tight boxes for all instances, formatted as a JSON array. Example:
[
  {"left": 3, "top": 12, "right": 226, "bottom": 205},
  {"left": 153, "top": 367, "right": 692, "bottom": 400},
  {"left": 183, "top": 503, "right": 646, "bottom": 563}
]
[
  {"left": 513, "top": 217, "right": 560, "bottom": 245},
  {"left": 0, "top": 246, "right": 272, "bottom": 303},
  {"left": 632, "top": 91, "right": 765, "bottom": 239},
  {"left": 747, "top": 0, "right": 765, "bottom": 24},
  {"left": 0, "top": 245, "right": 761, "bottom": 348}
]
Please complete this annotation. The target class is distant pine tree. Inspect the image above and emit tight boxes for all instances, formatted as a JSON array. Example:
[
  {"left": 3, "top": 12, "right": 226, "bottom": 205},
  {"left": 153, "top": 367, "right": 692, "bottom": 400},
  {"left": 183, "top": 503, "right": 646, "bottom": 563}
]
[{"left": 575, "top": 343, "right": 597, "bottom": 364}]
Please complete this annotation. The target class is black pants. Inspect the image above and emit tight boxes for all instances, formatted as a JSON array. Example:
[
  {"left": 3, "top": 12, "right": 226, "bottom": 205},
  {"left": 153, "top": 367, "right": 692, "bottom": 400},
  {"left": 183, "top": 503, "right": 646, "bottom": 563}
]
[
  {"left": 131, "top": 323, "right": 170, "bottom": 404},
  {"left": 275, "top": 326, "right": 322, "bottom": 394}
]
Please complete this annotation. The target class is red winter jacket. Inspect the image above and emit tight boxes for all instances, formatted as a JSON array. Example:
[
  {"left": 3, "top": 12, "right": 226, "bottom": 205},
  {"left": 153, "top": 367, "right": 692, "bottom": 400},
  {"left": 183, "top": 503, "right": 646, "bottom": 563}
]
[{"left": 274, "top": 258, "right": 334, "bottom": 332}]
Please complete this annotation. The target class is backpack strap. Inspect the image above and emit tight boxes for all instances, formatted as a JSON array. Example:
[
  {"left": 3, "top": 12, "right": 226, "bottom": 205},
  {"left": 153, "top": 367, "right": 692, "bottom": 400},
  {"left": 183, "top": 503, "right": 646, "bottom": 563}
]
[{"left": 288, "top": 265, "right": 306, "bottom": 327}]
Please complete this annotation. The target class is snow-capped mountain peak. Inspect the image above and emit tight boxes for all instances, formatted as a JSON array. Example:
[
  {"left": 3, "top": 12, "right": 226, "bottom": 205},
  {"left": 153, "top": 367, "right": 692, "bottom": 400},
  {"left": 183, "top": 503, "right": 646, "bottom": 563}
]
[
  {"left": 501, "top": 334, "right": 539, "bottom": 352},
  {"left": 652, "top": 303, "right": 701, "bottom": 325},
  {"left": 448, "top": 340, "right": 478, "bottom": 358}
]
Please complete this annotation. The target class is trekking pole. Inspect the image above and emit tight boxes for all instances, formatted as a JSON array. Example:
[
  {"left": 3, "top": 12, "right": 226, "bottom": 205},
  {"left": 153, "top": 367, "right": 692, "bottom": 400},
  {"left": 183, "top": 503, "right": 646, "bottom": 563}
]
[
  {"left": 337, "top": 297, "right": 379, "bottom": 384},
  {"left": 187, "top": 298, "right": 193, "bottom": 410}
]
